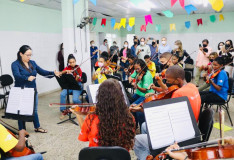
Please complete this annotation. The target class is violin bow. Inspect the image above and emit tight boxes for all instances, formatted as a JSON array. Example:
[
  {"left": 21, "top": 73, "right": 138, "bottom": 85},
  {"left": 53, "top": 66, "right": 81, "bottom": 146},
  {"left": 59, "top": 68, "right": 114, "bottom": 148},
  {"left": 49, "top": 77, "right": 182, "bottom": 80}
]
[{"left": 49, "top": 103, "right": 96, "bottom": 107}]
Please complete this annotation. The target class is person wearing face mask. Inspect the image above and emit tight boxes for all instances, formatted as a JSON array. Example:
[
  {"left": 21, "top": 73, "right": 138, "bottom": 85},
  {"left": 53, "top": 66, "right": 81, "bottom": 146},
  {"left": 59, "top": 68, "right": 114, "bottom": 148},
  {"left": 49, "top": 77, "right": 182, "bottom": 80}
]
[
  {"left": 132, "top": 66, "right": 201, "bottom": 160},
  {"left": 109, "top": 41, "right": 120, "bottom": 64},
  {"left": 217, "top": 42, "right": 225, "bottom": 56},
  {"left": 119, "top": 41, "right": 132, "bottom": 80},
  {"left": 171, "top": 40, "right": 189, "bottom": 66},
  {"left": 195, "top": 39, "right": 212, "bottom": 87},
  {"left": 198, "top": 52, "right": 218, "bottom": 91},
  {"left": 57, "top": 43, "right": 64, "bottom": 71},
  {"left": 92, "top": 53, "right": 113, "bottom": 84},
  {"left": 147, "top": 38, "right": 159, "bottom": 68},
  {"left": 131, "top": 38, "right": 139, "bottom": 57},
  {"left": 158, "top": 37, "right": 172, "bottom": 55},
  {"left": 136, "top": 37, "right": 151, "bottom": 60},
  {"left": 99, "top": 39, "right": 110, "bottom": 55},
  {"left": 222, "top": 40, "right": 234, "bottom": 77},
  {"left": 90, "top": 40, "right": 99, "bottom": 74}
]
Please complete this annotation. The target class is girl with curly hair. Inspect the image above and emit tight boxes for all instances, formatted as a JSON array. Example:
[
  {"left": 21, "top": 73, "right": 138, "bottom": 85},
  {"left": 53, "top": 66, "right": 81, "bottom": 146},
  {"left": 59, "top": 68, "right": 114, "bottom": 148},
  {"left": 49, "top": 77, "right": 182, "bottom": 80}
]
[{"left": 70, "top": 79, "right": 135, "bottom": 150}]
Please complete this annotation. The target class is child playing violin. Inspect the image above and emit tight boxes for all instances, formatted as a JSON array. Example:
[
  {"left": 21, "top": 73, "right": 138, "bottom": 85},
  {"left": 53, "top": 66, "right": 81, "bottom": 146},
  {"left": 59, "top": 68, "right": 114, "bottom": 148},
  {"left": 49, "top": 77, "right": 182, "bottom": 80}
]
[
  {"left": 200, "top": 57, "right": 229, "bottom": 109},
  {"left": 144, "top": 55, "right": 156, "bottom": 78},
  {"left": 92, "top": 53, "right": 113, "bottom": 84},
  {"left": 198, "top": 52, "right": 218, "bottom": 91},
  {"left": 172, "top": 54, "right": 183, "bottom": 68},
  {"left": 59, "top": 54, "right": 83, "bottom": 119},
  {"left": 69, "top": 79, "right": 135, "bottom": 151}
]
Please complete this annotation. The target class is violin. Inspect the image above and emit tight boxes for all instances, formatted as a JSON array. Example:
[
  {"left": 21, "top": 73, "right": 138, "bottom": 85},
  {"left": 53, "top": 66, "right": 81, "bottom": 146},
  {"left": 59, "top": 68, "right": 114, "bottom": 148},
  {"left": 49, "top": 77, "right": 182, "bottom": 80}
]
[
  {"left": 206, "top": 69, "right": 221, "bottom": 84},
  {"left": 71, "top": 105, "right": 96, "bottom": 114},
  {"left": 156, "top": 69, "right": 167, "bottom": 80},
  {"left": 125, "top": 64, "right": 134, "bottom": 75}
]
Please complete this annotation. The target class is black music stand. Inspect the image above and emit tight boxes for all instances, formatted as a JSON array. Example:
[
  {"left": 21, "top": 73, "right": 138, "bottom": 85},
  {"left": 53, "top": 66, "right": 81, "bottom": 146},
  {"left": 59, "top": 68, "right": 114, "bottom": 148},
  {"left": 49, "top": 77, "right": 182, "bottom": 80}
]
[{"left": 56, "top": 74, "right": 81, "bottom": 126}]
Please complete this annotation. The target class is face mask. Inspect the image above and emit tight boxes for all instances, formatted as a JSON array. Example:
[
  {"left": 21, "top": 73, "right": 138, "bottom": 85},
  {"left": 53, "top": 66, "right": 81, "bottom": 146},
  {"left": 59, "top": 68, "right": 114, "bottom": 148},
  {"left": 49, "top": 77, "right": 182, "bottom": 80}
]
[
  {"left": 113, "top": 43, "right": 116, "bottom": 46},
  {"left": 98, "top": 62, "right": 104, "bottom": 68},
  {"left": 140, "top": 42, "right": 145, "bottom": 46},
  {"left": 105, "top": 42, "right": 108, "bottom": 46},
  {"left": 134, "top": 42, "right": 138, "bottom": 45},
  {"left": 91, "top": 43, "right": 95, "bottom": 46},
  {"left": 219, "top": 45, "right": 223, "bottom": 50},
  {"left": 124, "top": 44, "right": 128, "bottom": 48},
  {"left": 203, "top": 44, "right": 207, "bottom": 48},
  {"left": 225, "top": 44, "right": 230, "bottom": 50},
  {"left": 152, "top": 42, "right": 156, "bottom": 46},
  {"left": 162, "top": 41, "right": 166, "bottom": 45},
  {"left": 174, "top": 45, "right": 178, "bottom": 49},
  {"left": 210, "top": 59, "right": 214, "bottom": 62},
  {"left": 176, "top": 51, "right": 180, "bottom": 54}
]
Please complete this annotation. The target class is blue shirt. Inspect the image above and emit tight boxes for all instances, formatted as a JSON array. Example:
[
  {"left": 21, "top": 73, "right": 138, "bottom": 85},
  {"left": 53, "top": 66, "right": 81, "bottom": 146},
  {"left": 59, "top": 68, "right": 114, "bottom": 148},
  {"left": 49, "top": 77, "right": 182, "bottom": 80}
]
[
  {"left": 11, "top": 60, "right": 54, "bottom": 89},
  {"left": 210, "top": 70, "right": 229, "bottom": 100},
  {"left": 90, "top": 46, "right": 98, "bottom": 59},
  {"left": 149, "top": 44, "right": 157, "bottom": 58},
  {"left": 158, "top": 44, "right": 172, "bottom": 54},
  {"left": 131, "top": 45, "right": 137, "bottom": 57}
]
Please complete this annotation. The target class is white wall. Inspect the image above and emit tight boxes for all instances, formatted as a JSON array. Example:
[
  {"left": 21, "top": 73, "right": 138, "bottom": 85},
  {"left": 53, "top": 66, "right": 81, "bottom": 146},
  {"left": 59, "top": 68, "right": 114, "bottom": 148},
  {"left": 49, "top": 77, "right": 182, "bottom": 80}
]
[{"left": 0, "top": 31, "right": 62, "bottom": 94}]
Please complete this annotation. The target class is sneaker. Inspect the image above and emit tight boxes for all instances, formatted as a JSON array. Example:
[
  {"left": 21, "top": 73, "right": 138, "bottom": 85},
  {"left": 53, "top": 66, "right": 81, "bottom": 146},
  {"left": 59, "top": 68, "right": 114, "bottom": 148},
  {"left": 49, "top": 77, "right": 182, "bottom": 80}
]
[{"left": 60, "top": 112, "right": 65, "bottom": 120}]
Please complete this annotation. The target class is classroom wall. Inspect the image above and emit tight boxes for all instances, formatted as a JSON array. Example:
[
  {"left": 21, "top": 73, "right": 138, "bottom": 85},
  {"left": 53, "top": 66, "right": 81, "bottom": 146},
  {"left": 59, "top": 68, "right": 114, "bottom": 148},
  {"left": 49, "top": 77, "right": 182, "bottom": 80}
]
[{"left": 0, "top": 0, "right": 62, "bottom": 94}]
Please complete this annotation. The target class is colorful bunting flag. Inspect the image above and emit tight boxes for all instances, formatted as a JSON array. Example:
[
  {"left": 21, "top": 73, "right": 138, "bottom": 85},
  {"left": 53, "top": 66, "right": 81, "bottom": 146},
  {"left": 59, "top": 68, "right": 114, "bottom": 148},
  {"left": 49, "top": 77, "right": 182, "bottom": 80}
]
[
  {"left": 171, "top": 0, "right": 184, "bottom": 8},
  {"left": 219, "top": 14, "right": 224, "bottom": 21},
  {"left": 210, "top": 15, "right": 216, "bottom": 22},
  {"left": 114, "top": 23, "right": 120, "bottom": 30},
  {"left": 170, "top": 24, "right": 176, "bottom": 31},
  {"left": 140, "top": 25, "right": 146, "bottom": 32},
  {"left": 208, "top": 0, "right": 224, "bottom": 12},
  {"left": 145, "top": 15, "right": 153, "bottom": 26},
  {"left": 101, "top": 18, "right": 106, "bottom": 26},
  {"left": 184, "top": 4, "right": 197, "bottom": 15},
  {"left": 129, "top": 17, "right": 135, "bottom": 27},
  {"left": 111, "top": 18, "right": 116, "bottom": 28},
  {"left": 19, "top": 0, "right": 25, "bottom": 2},
  {"left": 162, "top": 10, "right": 174, "bottom": 18},
  {"left": 197, "top": 18, "right": 203, "bottom": 26},
  {"left": 185, "top": 21, "right": 191, "bottom": 29},
  {"left": 90, "top": 0, "right": 96, "bottom": 5},
  {"left": 127, "top": 24, "right": 133, "bottom": 31},
  {"left": 73, "top": 0, "right": 79, "bottom": 4},
  {"left": 156, "top": 24, "right": 161, "bottom": 32},
  {"left": 120, "top": 18, "right": 126, "bottom": 28},
  {"left": 92, "top": 17, "right": 97, "bottom": 25}
]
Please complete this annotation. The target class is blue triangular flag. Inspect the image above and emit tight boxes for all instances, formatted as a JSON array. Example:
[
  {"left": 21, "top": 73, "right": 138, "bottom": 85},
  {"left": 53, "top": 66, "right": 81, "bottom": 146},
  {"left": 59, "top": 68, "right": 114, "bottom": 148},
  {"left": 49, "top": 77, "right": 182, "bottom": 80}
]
[
  {"left": 73, "top": 0, "right": 79, "bottom": 4},
  {"left": 185, "top": 21, "right": 191, "bottom": 29},
  {"left": 111, "top": 18, "right": 116, "bottom": 28},
  {"left": 90, "top": 0, "right": 96, "bottom": 6},
  {"left": 127, "top": 24, "right": 133, "bottom": 31},
  {"left": 184, "top": 4, "right": 197, "bottom": 15}
]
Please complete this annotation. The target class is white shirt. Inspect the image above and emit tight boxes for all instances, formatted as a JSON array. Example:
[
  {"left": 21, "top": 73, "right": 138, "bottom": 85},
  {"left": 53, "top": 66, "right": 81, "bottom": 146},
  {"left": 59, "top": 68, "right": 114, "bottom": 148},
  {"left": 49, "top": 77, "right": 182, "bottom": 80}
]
[
  {"left": 100, "top": 44, "right": 108, "bottom": 53},
  {"left": 136, "top": 45, "right": 151, "bottom": 59}
]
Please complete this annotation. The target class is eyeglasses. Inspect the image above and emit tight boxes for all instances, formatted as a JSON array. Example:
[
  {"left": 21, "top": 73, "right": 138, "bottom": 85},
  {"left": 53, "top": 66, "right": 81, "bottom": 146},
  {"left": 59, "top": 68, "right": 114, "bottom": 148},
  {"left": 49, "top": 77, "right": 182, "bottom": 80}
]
[{"left": 24, "top": 54, "right": 33, "bottom": 57}]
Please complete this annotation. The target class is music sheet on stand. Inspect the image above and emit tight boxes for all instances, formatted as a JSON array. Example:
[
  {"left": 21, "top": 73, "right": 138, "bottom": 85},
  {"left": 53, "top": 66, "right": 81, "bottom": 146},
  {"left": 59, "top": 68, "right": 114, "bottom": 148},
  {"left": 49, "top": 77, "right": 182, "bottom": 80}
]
[
  {"left": 89, "top": 84, "right": 100, "bottom": 103},
  {"left": 6, "top": 87, "right": 35, "bottom": 116},
  {"left": 144, "top": 101, "right": 195, "bottom": 150}
]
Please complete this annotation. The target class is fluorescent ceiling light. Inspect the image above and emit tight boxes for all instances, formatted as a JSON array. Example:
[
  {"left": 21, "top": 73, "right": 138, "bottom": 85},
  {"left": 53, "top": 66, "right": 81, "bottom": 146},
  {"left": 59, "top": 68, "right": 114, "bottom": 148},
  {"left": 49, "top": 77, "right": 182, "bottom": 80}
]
[{"left": 129, "top": 0, "right": 157, "bottom": 12}]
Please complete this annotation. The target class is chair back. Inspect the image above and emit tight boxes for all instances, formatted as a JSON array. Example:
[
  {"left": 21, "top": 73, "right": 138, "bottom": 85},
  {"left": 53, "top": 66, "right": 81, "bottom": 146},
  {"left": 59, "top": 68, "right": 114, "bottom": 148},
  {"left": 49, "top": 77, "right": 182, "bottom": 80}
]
[
  {"left": 228, "top": 78, "right": 233, "bottom": 94},
  {"left": 0, "top": 74, "right": 14, "bottom": 87},
  {"left": 79, "top": 146, "right": 131, "bottom": 160},
  {"left": 198, "top": 108, "right": 214, "bottom": 142},
  {"left": 185, "top": 71, "right": 192, "bottom": 83}
]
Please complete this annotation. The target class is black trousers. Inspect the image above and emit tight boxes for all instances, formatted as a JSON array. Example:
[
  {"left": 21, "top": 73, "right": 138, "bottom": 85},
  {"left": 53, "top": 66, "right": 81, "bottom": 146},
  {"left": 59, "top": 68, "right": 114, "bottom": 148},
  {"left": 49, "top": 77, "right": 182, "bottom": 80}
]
[{"left": 200, "top": 91, "right": 225, "bottom": 104}]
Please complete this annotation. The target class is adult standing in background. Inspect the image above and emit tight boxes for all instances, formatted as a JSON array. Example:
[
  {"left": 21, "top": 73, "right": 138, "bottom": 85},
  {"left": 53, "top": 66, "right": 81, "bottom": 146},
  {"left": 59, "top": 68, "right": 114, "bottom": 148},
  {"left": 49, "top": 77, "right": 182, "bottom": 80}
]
[
  {"left": 90, "top": 40, "right": 98, "bottom": 74},
  {"left": 11, "top": 45, "right": 60, "bottom": 132},
  {"left": 217, "top": 42, "right": 225, "bottom": 55},
  {"left": 221, "top": 40, "right": 234, "bottom": 77},
  {"left": 148, "top": 38, "right": 159, "bottom": 67},
  {"left": 57, "top": 43, "right": 64, "bottom": 71},
  {"left": 119, "top": 41, "right": 131, "bottom": 80},
  {"left": 171, "top": 40, "right": 190, "bottom": 66},
  {"left": 136, "top": 38, "right": 151, "bottom": 60},
  {"left": 99, "top": 39, "right": 109, "bottom": 55},
  {"left": 195, "top": 39, "right": 212, "bottom": 87},
  {"left": 110, "top": 41, "right": 120, "bottom": 64},
  {"left": 131, "top": 38, "right": 138, "bottom": 57},
  {"left": 158, "top": 37, "right": 172, "bottom": 55}
]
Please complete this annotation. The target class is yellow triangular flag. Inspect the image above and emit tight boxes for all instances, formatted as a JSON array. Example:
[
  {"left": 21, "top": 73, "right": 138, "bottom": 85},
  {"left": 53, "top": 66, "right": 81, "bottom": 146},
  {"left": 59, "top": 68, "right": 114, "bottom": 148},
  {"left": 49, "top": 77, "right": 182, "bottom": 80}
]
[
  {"left": 170, "top": 23, "right": 176, "bottom": 31},
  {"left": 114, "top": 23, "right": 120, "bottom": 30},
  {"left": 120, "top": 18, "right": 126, "bottom": 28},
  {"left": 129, "top": 17, "right": 135, "bottom": 27},
  {"left": 219, "top": 14, "right": 224, "bottom": 21},
  {"left": 208, "top": 0, "right": 224, "bottom": 12},
  {"left": 213, "top": 122, "right": 233, "bottom": 132}
]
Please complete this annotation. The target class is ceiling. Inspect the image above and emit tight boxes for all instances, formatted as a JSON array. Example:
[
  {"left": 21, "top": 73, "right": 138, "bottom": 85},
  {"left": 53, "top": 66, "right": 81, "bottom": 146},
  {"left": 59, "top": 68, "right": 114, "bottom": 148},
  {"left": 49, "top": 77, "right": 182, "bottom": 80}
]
[{"left": 11, "top": 0, "right": 234, "bottom": 19}]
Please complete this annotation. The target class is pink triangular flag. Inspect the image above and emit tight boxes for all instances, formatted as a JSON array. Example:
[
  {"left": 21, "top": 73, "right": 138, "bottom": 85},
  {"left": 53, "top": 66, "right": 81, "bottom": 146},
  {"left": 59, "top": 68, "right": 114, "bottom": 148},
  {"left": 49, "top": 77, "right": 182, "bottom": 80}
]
[
  {"left": 145, "top": 15, "right": 153, "bottom": 26},
  {"left": 171, "top": 0, "right": 184, "bottom": 8}
]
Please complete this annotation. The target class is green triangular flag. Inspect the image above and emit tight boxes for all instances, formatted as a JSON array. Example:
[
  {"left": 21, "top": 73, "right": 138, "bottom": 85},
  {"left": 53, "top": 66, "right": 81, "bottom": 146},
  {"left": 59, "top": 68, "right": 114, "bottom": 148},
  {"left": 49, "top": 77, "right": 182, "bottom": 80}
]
[
  {"left": 210, "top": 15, "right": 216, "bottom": 23},
  {"left": 93, "top": 17, "right": 97, "bottom": 25}
]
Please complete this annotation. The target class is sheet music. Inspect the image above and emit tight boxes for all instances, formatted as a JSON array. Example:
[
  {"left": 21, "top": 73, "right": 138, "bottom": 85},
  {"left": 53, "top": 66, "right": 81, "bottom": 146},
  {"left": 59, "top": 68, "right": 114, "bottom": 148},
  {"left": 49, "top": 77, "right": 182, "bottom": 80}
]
[
  {"left": 6, "top": 87, "right": 35, "bottom": 116},
  {"left": 144, "top": 101, "right": 195, "bottom": 150},
  {"left": 88, "top": 84, "right": 100, "bottom": 103}
]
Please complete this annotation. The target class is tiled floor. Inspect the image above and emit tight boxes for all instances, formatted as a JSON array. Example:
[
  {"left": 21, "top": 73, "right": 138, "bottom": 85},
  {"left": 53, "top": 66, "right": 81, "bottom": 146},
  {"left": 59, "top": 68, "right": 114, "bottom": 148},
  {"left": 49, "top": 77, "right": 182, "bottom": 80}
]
[{"left": 0, "top": 81, "right": 234, "bottom": 160}]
